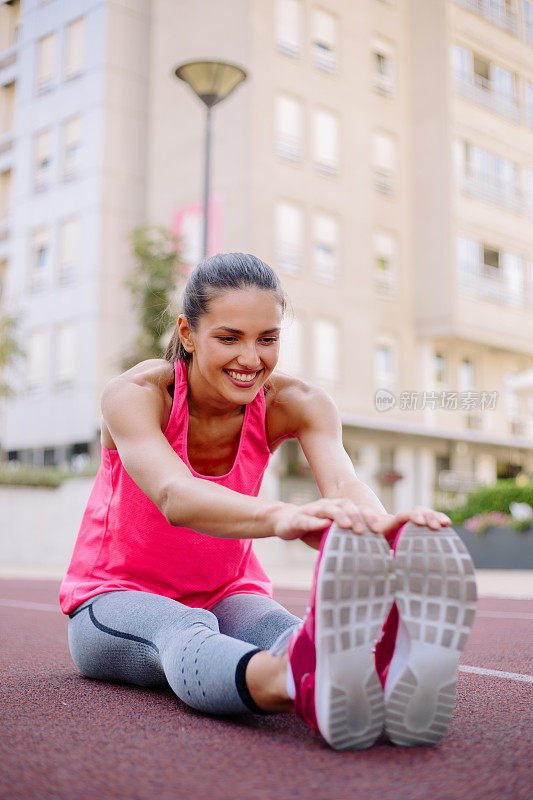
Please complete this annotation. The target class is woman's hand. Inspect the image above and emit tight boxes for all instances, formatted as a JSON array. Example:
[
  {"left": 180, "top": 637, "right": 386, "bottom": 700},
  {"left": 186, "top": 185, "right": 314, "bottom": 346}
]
[
  {"left": 368, "top": 507, "right": 453, "bottom": 548},
  {"left": 271, "top": 499, "right": 452, "bottom": 550}
]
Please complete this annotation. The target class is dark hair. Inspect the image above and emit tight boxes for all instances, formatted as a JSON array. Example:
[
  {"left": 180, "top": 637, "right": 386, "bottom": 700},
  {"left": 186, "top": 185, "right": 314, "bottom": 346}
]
[{"left": 165, "top": 252, "right": 288, "bottom": 364}]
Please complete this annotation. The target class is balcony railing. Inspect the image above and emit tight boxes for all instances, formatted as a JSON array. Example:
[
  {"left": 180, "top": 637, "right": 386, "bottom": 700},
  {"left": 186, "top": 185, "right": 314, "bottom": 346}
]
[
  {"left": 454, "top": 0, "right": 518, "bottom": 36},
  {"left": 275, "top": 133, "right": 302, "bottom": 162},
  {"left": 374, "top": 167, "right": 396, "bottom": 194},
  {"left": 454, "top": 73, "right": 520, "bottom": 121},
  {"left": 276, "top": 243, "right": 303, "bottom": 274},
  {"left": 460, "top": 172, "right": 524, "bottom": 212},
  {"left": 459, "top": 260, "right": 532, "bottom": 309},
  {"left": 312, "top": 43, "right": 337, "bottom": 73}
]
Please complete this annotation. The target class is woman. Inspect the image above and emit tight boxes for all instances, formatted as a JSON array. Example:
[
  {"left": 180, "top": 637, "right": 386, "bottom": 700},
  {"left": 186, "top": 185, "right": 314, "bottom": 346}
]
[{"left": 59, "top": 253, "right": 476, "bottom": 750}]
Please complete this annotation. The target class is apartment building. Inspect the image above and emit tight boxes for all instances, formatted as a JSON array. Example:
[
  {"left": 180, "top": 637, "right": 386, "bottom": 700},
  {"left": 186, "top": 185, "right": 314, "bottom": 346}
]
[{"left": 0, "top": 0, "right": 532, "bottom": 513}]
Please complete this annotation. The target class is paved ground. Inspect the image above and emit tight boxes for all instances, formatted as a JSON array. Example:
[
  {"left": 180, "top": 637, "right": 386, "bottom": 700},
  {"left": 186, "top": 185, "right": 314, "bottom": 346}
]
[{"left": 1, "top": 578, "right": 532, "bottom": 800}]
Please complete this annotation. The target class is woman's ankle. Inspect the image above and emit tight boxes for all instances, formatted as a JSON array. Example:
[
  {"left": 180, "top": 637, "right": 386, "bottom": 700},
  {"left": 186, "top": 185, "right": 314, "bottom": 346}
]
[{"left": 245, "top": 650, "right": 294, "bottom": 713}]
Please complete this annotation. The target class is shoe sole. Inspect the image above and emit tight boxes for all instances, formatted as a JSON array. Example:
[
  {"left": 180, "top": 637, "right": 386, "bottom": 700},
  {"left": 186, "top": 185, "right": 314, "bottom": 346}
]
[
  {"left": 385, "top": 523, "right": 477, "bottom": 747},
  {"left": 314, "top": 523, "right": 394, "bottom": 750}
]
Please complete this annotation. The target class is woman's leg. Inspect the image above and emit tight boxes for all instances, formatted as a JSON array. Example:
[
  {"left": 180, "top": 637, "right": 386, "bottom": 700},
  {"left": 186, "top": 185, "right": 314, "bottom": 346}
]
[
  {"left": 67, "top": 590, "right": 287, "bottom": 716},
  {"left": 208, "top": 593, "right": 303, "bottom": 713}
]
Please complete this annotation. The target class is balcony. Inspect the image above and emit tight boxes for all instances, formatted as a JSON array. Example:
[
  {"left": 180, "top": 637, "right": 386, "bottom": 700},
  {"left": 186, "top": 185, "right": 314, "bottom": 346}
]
[
  {"left": 458, "top": 260, "right": 532, "bottom": 309},
  {"left": 454, "top": 73, "right": 520, "bottom": 122},
  {"left": 460, "top": 171, "right": 524, "bottom": 213},
  {"left": 454, "top": 0, "right": 518, "bottom": 36}
]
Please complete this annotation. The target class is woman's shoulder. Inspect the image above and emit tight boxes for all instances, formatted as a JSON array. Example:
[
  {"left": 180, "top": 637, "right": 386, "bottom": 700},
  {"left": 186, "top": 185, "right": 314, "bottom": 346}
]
[
  {"left": 264, "top": 371, "right": 328, "bottom": 448},
  {"left": 108, "top": 359, "right": 176, "bottom": 393}
]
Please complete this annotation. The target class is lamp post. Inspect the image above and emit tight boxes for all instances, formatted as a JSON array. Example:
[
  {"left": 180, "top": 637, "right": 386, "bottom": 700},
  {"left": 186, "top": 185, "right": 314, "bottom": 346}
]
[{"left": 174, "top": 60, "right": 247, "bottom": 259}]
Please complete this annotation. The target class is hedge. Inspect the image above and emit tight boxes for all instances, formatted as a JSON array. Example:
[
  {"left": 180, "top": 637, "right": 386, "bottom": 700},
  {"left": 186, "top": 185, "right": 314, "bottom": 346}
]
[
  {"left": 0, "top": 463, "right": 99, "bottom": 488},
  {"left": 438, "top": 479, "right": 533, "bottom": 534}
]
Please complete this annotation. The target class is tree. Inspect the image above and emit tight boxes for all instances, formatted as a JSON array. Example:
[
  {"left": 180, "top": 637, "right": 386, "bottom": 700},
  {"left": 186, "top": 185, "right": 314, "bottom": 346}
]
[
  {"left": 0, "top": 313, "right": 25, "bottom": 398},
  {"left": 120, "top": 225, "right": 185, "bottom": 371}
]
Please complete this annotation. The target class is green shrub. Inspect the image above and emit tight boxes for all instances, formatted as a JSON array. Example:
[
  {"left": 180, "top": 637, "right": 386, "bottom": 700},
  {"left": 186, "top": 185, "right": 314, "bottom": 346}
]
[
  {"left": 438, "top": 479, "right": 533, "bottom": 534},
  {"left": 0, "top": 462, "right": 99, "bottom": 488}
]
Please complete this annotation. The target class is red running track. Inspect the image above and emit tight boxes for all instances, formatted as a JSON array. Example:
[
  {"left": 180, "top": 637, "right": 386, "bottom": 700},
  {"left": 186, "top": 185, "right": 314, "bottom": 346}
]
[{"left": 1, "top": 578, "right": 532, "bottom": 800}]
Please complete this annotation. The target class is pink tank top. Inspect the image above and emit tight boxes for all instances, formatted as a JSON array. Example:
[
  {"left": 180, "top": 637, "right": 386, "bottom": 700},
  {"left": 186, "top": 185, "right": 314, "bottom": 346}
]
[{"left": 59, "top": 360, "right": 275, "bottom": 615}]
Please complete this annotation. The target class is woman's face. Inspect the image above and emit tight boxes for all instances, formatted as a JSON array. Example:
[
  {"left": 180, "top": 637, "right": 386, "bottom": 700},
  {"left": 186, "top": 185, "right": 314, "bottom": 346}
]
[{"left": 178, "top": 287, "right": 283, "bottom": 403}]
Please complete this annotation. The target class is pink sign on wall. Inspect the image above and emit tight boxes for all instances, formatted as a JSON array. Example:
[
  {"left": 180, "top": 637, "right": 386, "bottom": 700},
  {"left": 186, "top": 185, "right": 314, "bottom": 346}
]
[{"left": 172, "top": 197, "right": 222, "bottom": 272}]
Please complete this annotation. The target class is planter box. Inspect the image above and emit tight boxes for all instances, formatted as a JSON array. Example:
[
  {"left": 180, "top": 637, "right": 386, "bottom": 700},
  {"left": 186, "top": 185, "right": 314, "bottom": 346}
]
[{"left": 454, "top": 525, "right": 533, "bottom": 569}]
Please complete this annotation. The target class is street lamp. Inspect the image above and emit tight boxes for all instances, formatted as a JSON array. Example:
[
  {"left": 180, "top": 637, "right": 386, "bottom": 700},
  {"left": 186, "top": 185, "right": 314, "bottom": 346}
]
[{"left": 174, "top": 60, "right": 247, "bottom": 259}]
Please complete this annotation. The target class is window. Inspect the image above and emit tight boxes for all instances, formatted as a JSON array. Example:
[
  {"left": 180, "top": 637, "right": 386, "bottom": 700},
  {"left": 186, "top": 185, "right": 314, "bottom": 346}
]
[
  {"left": 373, "top": 131, "right": 396, "bottom": 192},
  {"left": 374, "top": 230, "right": 397, "bottom": 291},
  {"left": 0, "top": 81, "right": 16, "bottom": 137},
  {"left": 0, "top": 257, "right": 7, "bottom": 308},
  {"left": 525, "top": 0, "right": 533, "bottom": 41},
  {"left": 0, "top": 169, "right": 12, "bottom": 218},
  {"left": 312, "top": 9, "right": 338, "bottom": 73},
  {"left": 313, "top": 213, "right": 338, "bottom": 282},
  {"left": 457, "top": 236, "right": 479, "bottom": 269},
  {"left": 372, "top": 38, "right": 394, "bottom": 95},
  {"left": 58, "top": 217, "right": 80, "bottom": 285},
  {"left": 275, "top": 0, "right": 302, "bottom": 57},
  {"left": 504, "top": 371, "right": 520, "bottom": 420},
  {"left": 277, "top": 316, "right": 303, "bottom": 376},
  {"left": 34, "top": 128, "right": 53, "bottom": 191},
  {"left": 312, "top": 109, "right": 339, "bottom": 174},
  {"left": 492, "top": 64, "right": 515, "bottom": 99},
  {"left": 375, "top": 342, "right": 395, "bottom": 389},
  {"left": 527, "top": 169, "right": 533, "bottom": 214},
  {"left": 55, "top": 322, "right": 76, "bottom": 385},
  {"left": 27, "top": 329, "right": 47, "bottom": 390},
  {"left": 526, "top": 82, "right": 533, "bottom": 126},
  {"left": 36, "top": 33, "right": 56, "bottom": 92},
  {"left": 275, "top": 94, "right": 303, "bottom": 161},
  {"left": 275, "top": 201, "right": 303, "bottom": 273},
  {"left": 503, "top": 251, "right": 524, "bottom": 300},
  {"left": 30, "top": 226, "right": 50, "bottom": 291},
  {"left": 473, "top": 54, "right": 490, "bottom": 86},
  {"left": 434, "top": 352, "right": 447, "bottom": 384},
  {"left": 451, "top": 44, "right": 471, "bottom": 80},
  {"left": 483, "top": 245, "right": 500, "bottom": 269},
  {"left": 62, "top": 115, "right": 81, "bottom": 178},
  {"left": 459, "top": 358, "right": 475, "bottom": 392},
  {"left": 65, "top": 18, "right": 84, "bottom": 79},
  {"left": 314, "top": 319, "right": 340, "bottom": 383}
]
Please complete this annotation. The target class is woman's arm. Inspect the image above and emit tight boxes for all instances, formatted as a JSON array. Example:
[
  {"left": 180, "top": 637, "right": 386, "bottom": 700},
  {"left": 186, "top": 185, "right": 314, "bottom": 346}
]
[{"left": 290, "top": 383, "right": 451, "bottom": 545}]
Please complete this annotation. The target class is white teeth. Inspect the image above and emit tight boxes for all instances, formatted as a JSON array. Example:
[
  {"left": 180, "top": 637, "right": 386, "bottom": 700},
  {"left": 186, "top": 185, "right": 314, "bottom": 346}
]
[{"left": 227, "top": 370, "right": 257, "bottom": 382}]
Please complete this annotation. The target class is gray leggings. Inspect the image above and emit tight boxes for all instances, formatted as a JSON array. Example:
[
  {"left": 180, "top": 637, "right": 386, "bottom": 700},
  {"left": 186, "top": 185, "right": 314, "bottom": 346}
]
[{"left": 67, "top": 590, "right": 302, "bottom": 716}]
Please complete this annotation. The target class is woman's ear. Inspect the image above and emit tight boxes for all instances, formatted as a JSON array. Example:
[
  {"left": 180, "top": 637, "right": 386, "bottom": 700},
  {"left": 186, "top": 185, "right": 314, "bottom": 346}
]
[{"left": 177, "top": 314, "right": 195, "bottom": 353}]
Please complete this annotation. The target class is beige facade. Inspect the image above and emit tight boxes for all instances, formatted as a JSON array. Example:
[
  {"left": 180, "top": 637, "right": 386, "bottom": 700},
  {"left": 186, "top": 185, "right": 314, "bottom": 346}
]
[
  {"left": 1, "top": 0, "right": 532, "bottom": 510},
  {"left": 144, "top": 0, "right": 532, "bottom": 511}
]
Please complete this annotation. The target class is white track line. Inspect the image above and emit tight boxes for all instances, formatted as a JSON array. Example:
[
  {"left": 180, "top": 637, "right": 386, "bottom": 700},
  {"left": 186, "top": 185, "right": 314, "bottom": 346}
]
[
  {"left": 476, "top": 611, "right": 533, "bottom": 620},
  {"left": 458, "top": 665, "right": 533, "bottom": 684}
]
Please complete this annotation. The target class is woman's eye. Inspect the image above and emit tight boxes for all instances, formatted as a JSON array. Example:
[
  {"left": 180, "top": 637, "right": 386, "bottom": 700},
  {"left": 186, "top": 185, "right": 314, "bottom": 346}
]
[
  {"left": 261, "top": 338, "right": 278, "bottom": 344},
  {"left": 219, "top": 337, "right": 236, "bottom": 342}
]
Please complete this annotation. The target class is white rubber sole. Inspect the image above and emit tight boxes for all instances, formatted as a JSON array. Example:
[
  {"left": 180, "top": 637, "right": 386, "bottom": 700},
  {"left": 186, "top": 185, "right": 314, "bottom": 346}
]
[
  {"left": 384, "top": 523, "right": 477, "bottom": 747},
  {"left": 314, "top": 523, "right": 394, "bottom": 750}
]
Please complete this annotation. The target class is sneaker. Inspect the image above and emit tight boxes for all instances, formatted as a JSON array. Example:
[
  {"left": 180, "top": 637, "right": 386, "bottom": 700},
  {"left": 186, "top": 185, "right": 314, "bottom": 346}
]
[
  {"left": 383, "top": 522, "right": 477, "bottom": 746},
  {"left": 274, "top": 521, "right": 395, "bottom": 750}
]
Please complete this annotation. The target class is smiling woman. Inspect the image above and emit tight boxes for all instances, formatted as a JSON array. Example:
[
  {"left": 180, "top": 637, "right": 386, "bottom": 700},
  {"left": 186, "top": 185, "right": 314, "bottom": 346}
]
[{"left": 58, "top": 251, "right": 473, "bottom": 753}]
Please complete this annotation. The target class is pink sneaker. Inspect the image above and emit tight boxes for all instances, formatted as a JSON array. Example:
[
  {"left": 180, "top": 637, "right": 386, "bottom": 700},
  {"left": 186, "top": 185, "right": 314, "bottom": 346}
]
[
  {"left": 277, "top": 521, "right": 395, "bottom": 750},
  {"left": 382, "top": 522, "right": 477, "bottom": 746}
]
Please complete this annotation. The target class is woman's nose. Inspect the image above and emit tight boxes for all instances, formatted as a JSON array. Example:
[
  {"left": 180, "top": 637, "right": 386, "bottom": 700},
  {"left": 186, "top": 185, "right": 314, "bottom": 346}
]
[{"left": 237, "top": 346, "right": 261, "bottom": 369}]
